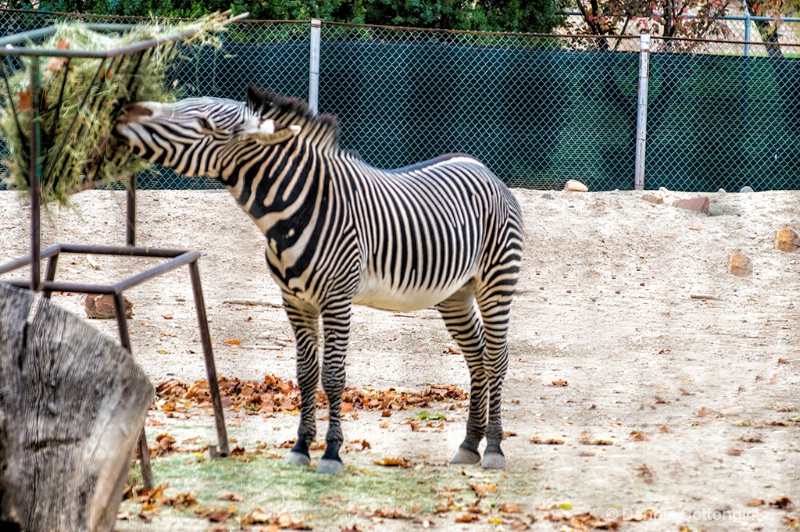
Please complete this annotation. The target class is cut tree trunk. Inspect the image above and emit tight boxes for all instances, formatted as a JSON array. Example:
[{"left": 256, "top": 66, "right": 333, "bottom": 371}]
[{"left": 0, "top": 283, "right": 154, "bottom": 532}]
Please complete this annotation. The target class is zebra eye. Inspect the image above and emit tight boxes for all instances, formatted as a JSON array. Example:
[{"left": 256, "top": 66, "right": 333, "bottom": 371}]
[{"left": 198, "top": 117, "right": 213, "bottom": 130}]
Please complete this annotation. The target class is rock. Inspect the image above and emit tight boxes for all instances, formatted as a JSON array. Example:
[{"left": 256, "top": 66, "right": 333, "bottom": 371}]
[
  {"left": 728, "top": 251, "right": 753, "bottom": 277},
  {"left": 563, "top": 180, "right": 588, "bottom": 192},
  {"left": 740, "top": 186, "right": 755, "bottom": 193},
  {"left": 257, "top": 331, "right": 272, "bottom": 339},
  {"left": 718, "top": 188, "right": 726, "bottom": 194},
  {"left": 641, "top": 193, "right": 663, "bottom": 205},
  {"left": 775, "top": 227, "right": 800, "bottom": 252},
  {"left": 659, "top": 187, "right": 670, "bottom": 193},
  {"left": 673, "top": 197, "right": 710, "bottom": 214},
  {"left": 84, "top": 294, "right": 133, "bottom": 319},
  {"left": 541, "top": 193, "right": 554, "bottom": 200}
]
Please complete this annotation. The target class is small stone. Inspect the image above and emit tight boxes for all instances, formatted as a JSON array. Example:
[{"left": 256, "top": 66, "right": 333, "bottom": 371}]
[
  {"left": 728, "top": 251, "right": 753, "bottom": 277},
  {"left": 718, "top": 188, "right": 726, "bottom": 194},
  {"left": 775, "top": 227, "right": 800, "bottom": 252},
  {"left": 563, "top": 179, "right": 588, "bottom": 192},
  {"left": 641, "top": 193, "right": 663, "bottom": 205},
  {"left": 673, "top": 197, "right": 710, "bottom": 214},
  {"left": 659, "top": 187, "right": 669, "bottom": 193},
  {"left": 257, "top": 332, "right": 272, "bottom": 339},
  {"left": 84, "top": 294, "right": 133, "bottom": 319},
  {"left": 541, "top": 193, "right": 554, "bottom": 200},
  {"left": 740, "top": 186, "right": 755, "bottom": 193}
]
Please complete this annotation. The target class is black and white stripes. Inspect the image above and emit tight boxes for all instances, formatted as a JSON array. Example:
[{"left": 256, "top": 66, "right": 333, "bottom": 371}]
[{"left": 115, "top": 86, "right": 524, "bottom": 474}]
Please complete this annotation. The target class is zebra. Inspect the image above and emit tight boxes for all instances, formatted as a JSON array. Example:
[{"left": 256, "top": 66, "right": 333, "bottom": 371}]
[{"left": 115, "top": 86, "right": 524, "bottom": 475}]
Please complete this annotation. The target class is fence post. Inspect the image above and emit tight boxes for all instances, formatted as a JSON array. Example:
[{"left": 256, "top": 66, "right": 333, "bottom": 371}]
[
  {"left": 634, "top": 34, "right": 651, "bottom": 191},
  {"left": 308, "top": 19, "right": 321, "bottom": 117},
  {"left": 743, "top": 1, "right": 751, "bottom": 57}
]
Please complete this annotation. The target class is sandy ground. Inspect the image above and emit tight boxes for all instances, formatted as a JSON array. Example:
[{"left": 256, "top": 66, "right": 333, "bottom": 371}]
[{"left": 1, "top": 188, "right": 799, "bottom": 531}]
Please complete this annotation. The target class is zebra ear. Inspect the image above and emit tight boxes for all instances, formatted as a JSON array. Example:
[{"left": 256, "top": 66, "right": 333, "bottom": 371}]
[
  {"left": 243, "top": 119, "right": 302, "bottom": 145},
  {"left": 246, "top": 85, "right": 276, "bottom": 116}
]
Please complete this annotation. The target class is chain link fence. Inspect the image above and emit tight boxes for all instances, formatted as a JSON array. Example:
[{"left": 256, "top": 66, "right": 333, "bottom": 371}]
[{"left": 2, "top": 9, "right": 800, "bottom": 191}]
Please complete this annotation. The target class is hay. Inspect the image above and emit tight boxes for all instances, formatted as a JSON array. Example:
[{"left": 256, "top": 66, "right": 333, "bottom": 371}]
[{"left": 0, "top": 13, "right": 234, "bottom": 205}]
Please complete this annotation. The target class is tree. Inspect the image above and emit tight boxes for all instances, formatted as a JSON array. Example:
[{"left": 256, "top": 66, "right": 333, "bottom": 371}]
[
  {"left": 572, "top": 0, "right": 736, "bottom": 50},
  {"left": 26, "top": 0, "right": 567, "bottom": 33}
]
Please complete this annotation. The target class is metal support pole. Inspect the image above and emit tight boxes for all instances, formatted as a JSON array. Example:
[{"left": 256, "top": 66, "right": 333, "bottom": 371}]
[
  {"left": 634, "top": 34, "right": 651, "bottom": 191},
  {"left": 188, "top": 261, "right": 230, "bottom": 458},
  {"left": 126, "top": 173, "right": 137, "bottom": 247},
  {"left": 743, "top": 1, "right": 751, "bottom": 57},
  {"left": 29, "top": 58, "right": 42, "bottom": 291},
  {"left": 308, "top": 19, "right": 321, "bottom": 117},
  {"left": 114, "top": 292, "right": 154, "bottom": 489}
]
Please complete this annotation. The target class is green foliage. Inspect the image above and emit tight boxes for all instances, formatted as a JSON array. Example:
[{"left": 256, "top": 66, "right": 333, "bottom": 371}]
[{"left": 29, "top": 0, "right": 567, "bottom": 33}]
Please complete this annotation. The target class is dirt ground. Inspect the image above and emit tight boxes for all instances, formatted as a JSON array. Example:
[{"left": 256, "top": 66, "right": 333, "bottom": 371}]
[{"left": 1, "top": 187, "right": 799, "bottom": 531}]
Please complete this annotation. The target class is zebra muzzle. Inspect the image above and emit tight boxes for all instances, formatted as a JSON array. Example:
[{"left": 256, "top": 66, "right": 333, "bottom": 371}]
[{"left": 117, "top": 103, "right": 154, "bottom": 124}]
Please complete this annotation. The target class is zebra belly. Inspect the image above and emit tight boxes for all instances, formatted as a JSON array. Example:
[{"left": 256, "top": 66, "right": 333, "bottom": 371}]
[{"left": 353, "top": 272, "right": 469, "bottom": 312}]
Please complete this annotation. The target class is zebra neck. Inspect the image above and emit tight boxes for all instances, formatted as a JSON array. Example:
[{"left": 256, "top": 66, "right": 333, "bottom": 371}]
[{"left": 222, "top": 147, "right": 330, "bottom": 235}]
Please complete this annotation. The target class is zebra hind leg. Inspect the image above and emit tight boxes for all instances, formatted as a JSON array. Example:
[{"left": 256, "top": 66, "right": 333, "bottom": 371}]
[
  {"left": 476, "top": 287, "right": 515, "bottom": 470},
  {"left": 283, "top": 301, "right": 320, "bottom": 468},
  {"left": 435, "top": 287, "right": 488, "bottom": 466},
  {"left": 316, "top": 304, "right": 352, "bottom": 475}
]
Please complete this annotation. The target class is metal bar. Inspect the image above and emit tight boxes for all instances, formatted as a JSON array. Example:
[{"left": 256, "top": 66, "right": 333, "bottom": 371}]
[
  {"left": 57, "top": 243, "right": 192, "bottom": 258},
  {"left": 29, "top": 57, "right": 41, "bottom": 291},
  {"left": 0, "top": 27, "right": 57, "bottom": 47},
  {"left": 188, "top": 261, "right": 230, "bottom": 458},
  {"left": 634, "top": 34, "right": 651, "bottom": 191},
  {"left": 0, "top": 62, "right": 27, "bottom": 153},
  {"left": 44, "top": 58, "right": 107, "bottom": 182},
  {"left": 113, "top": 291, "right": 154, "bottom": 490},
  {"left": 308, "top": 19, "right": 321, "bottom": 117},
  {"left": 113, "top": 252, "right": 200, "bottom": 293},
  {"left": 48, "top": 57, "right": 72, "bottom": 142},
  {"left": 42, "top": 253, "right": 60, "bottom": 300},
  {"left": 0, "top": 244, "right": 62, "bottom": 275},
  {"left": 127, "top": 173, "right": 137, "bottom": 246},
  {"left": 0, "top": 26, "right": 203, "bottom": 59},
  {"left": 39, "top": 281, "right": 117, "bottom": 294}
]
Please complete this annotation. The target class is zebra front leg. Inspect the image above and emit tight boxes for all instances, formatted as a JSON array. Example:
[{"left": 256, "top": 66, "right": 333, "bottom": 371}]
[
  {"left": 283, "top": 300, "right": 320, "bottom": 467},
  {"left": 316, "top": 302, "right": 352, "bottom": 475},
  {"left": 436, "top": 288, "right": 488, "bottom": 465}
]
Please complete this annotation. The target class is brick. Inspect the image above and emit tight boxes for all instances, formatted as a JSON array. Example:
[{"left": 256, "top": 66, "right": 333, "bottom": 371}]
[
  {"left": 673, "top": 196, "right": 710, "bottom": 214},
  {"left": 776, "top": 227, "right": 800, "bottom": 252}
]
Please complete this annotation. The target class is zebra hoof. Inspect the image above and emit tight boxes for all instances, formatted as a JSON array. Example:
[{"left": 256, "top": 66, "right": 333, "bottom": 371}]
[
  {"left": 284, "top": 451, "right": 311, "bottom": 467},
  {"left": 481, "top": 451, "right": 505, "bottom": 469},
  {"left": 317, "top": 458, "right": 344, "bottom": 476},
  {"left": 450, "top": 447, "right": 481, "bottom": 465}
]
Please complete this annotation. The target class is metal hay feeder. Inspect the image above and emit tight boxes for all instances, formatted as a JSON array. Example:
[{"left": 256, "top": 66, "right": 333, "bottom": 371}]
[{"left": 0, "top": 21, "right": 235, "bottom": 489}]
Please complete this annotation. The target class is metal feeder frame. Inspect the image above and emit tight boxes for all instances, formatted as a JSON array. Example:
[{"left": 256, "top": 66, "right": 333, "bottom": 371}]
[{"left": 0, "top": 23, "right": 231, "bottom": 489}]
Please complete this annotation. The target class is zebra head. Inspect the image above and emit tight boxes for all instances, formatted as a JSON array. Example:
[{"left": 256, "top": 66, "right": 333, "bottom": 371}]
[{"left": 114, "top": 86, "right": 303, "bottom": 178}]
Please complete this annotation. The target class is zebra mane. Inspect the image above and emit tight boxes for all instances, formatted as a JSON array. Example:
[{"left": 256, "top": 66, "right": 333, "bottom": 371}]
[{"left": 246, "top": 85, "right": 340, "bottom": 146}]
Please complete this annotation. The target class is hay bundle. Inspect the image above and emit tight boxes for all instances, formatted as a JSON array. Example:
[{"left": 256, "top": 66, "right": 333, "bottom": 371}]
[{"left": 0, "top": 13, "right": 235, "bottom": 205}]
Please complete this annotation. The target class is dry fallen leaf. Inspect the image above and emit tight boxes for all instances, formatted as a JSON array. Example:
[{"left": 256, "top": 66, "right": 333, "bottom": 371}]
[
  {"left": 374, "top": 457, "right": 413, "bottom": 468},
  {"left": 498, "top": 503, "right": 523, "bottom": 514},
  {"left": 629, "top": 430, "right": 647, "bottom": 441},
  {"left": 551, "top": 379, "right": 568, "bottom": 387},
  {"left": 455, "top": 513, "right": 481, "bottom": 523},
  {"left": 162, "top": 313, "right": 173, "bottom": 320},
  {"left": 469, "top": 483, "right": 498, "bottom": 498},
  {"left": 771, "top": 495, "right": 793, "bottom": 509},
  {"left": 224, "top": 339, "right": 241, "bottom": 345},
  {"left": 747, "top": 498, "right": 765, "bottom": 507},
  {"left": 218, "top": 491, "right": 244, "bottom": 502},
  {"left": 530, "top": 435, "right": 565, "bottom": 445}
]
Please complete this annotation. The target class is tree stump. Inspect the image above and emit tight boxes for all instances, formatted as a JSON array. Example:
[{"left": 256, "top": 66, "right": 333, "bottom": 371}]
[{"left": 0, "top": 284, "right": 154, "bottom": 532}]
